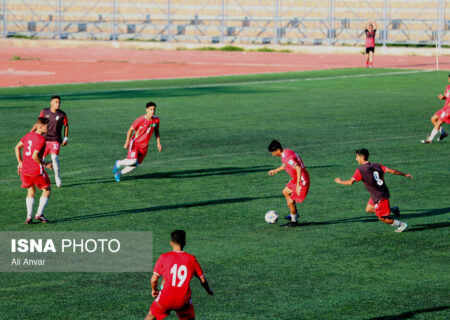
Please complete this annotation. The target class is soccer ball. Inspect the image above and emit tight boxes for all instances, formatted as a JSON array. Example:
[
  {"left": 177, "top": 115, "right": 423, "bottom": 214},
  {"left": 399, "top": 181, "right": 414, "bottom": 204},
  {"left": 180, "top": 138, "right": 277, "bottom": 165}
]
[{"left": 265, "top": 210, "right": 278, "bottom": 224}]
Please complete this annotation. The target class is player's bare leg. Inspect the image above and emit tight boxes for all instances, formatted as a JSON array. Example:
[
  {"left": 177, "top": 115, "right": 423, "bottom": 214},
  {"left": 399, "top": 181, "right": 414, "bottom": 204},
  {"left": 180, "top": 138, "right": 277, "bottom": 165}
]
[
  {"left": 25, "top": 186, "right": 36, "bottom": 224},
  {"left": 379, "top": 216, "right": 407, "bottom": 232},
  {"left": 51, "top": 153, "right": 62, "bottom": 187},
  {"left": 423, "top": 118, "right": 446, "bottom": 143},
  {"left": 35, "top": 187, "right": 50, "bottom": 223},
  {"left": 365, "top": 53, "right": 370, "bottom": 67},
  {"left": 144, "top": 311, "right": 156, "bottom": 320},
  {"left": 368, "top": 51, "right": 374, "bottom": 68},
  {"left": 282, "top": 187, "right": 299, "bottom": 227}
]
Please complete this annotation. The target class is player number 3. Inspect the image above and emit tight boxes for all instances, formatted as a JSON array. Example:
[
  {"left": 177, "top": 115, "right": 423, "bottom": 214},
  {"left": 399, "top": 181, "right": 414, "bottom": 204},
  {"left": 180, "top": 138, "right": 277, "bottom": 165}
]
[
  {"left": 373, "top": 171, "right": 384, "bottom": 186},
  {"left": 25, "top": 140, "right": 32, "bottom": 156},
  {"left": 170, "top": 264, "right": 187, "bottom": 287}
]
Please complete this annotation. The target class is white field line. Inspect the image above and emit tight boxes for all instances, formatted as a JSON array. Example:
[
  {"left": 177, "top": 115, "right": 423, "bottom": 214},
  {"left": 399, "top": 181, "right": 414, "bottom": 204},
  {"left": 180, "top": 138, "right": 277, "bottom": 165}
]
[
  {"left": 0, "top": 133, "right": 439, "bottom": 184},
  {"left": 0, "top": 69, "right": 433, "bottom": 99}
]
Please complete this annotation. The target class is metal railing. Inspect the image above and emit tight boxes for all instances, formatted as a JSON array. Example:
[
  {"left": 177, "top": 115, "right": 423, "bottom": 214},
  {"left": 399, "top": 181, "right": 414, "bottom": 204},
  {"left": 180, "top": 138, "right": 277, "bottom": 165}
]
[{"left": 1, "top": 0, "right": 449, "bottom": 46}]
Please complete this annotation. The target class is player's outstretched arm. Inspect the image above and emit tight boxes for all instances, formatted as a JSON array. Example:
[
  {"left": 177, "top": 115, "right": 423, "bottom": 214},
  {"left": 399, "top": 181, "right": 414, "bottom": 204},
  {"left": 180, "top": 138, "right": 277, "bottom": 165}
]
[
  {"left": 124, "top": 127, "right": 135, "bottom": 149},
  {"left": 386, "top": 168, "right": 412, "bottom": 179},
  {"left": 268, "top": 165, "right": 285, "bottom": 176},
  {"left": 15, "top": 141, "right": 24, "bottom": 174},
  {"left": 200, "top": 276, "right": 214, "bottom": 296},
  {"left": 372, "top": 20, "right": 378, "bottom": 29},
  {"left": 150, "top": 273, "right": 160, "bottom": 298},
  {"left": 334, "top": 177, "right": 355, "bottom": 185}
]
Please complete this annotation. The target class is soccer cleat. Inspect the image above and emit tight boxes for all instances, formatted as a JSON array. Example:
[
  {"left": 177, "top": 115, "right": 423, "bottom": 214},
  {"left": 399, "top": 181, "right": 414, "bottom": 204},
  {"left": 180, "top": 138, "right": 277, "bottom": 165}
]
[
  {"left": 25, "top": 218, "right": 33, "bottom": 224},
  {"left": 394, "top": 222, "right": 408, "bottom": 233},
  {"left": 438, "top": 132, "right": 448, "bottom": 141},
  {"left": 421, "top": 139, "right": 432, "bottom": 144},
  {"left": 391, "top": 206, "right": 400, "bottom": 217},
  {"left": 35, "top": 215, "right": 49, "bottom": 223},
  {"left": 114, "top": 172, "right": 120, "bottom": 182},
  {"left": 113, "top": 160, "right": 120, "bottom": 174},
  {"left": 281, "top": 221, "right": 299, "bottom": 227},
  {"left": 284, "top": 214, "right": 299, "bottom": 221}
]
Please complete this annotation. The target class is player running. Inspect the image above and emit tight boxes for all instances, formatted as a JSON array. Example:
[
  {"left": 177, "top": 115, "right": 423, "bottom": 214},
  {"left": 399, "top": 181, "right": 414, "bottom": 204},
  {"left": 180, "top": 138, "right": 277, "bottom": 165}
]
[
  {"left": 15, "top": 117, "right": 53, "bottom": 224},
  {"left": 421, "top": 74, "right": 449, "bottom": 144},
  {"left": 365, "top": 20, "right": 377, "bottom": 68},
  {"left": 31, "top": 95, "right": 69, "bottom": 187},
  {"left": 113, "top": 102, "right": 162, "bottom": 181},
  {"left": 334, "top": 148, "right": 412, "bottom": 233},
  {"left": 145, "top": 230, "right": 214, "bottom": 320},
  {"left": 268, "top": 140, "right": 310, "bottom": 227}
]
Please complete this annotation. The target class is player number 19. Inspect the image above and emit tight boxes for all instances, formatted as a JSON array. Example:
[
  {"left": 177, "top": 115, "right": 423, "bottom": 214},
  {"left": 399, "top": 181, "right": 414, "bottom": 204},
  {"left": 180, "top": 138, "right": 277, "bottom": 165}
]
[
  {"left": 373, "top": 171, "right": 384, "bottom": 186},
  {"left": 170, "top": 264, "right": 187, "bottom": 287}
]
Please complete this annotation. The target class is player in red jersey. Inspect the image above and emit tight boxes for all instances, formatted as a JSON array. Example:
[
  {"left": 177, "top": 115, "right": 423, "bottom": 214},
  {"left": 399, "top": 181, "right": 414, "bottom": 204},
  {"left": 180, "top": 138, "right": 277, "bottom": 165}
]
[
  {"left": 421, "top": 74, "right": 449, "bottom": 143},
  {"left": 334, "top": 148, "right": 412, "bottom": 232},
  {"left": 268, "top": 140, "right": 310, "bottom": 227},
  {"left": 364, "top": 20, "right": 377, "bottom": 68},
  {"left": 145, "top": 230, "right": 214, "bottom": 320},
  {"left": 15, "top": 117, "right": 53, "bottom": 224},
  {"left": 31, "top": 95, "right": 69, "bottom": 187},
  {"left": 113, "top": 102, "right": 162, "bottom": 181}
]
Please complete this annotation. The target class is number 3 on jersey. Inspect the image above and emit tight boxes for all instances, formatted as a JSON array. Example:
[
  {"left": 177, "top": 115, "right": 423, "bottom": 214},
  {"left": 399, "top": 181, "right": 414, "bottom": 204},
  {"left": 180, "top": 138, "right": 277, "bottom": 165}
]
[
  {"left": 373, "top": 171, "right": 384, "bottom": 186},
  {"left": 25, "top": 140, "right": 32, "bottom": 156},
  {"left": 170, "top": 264, "right": 187, "bottom": 287}
]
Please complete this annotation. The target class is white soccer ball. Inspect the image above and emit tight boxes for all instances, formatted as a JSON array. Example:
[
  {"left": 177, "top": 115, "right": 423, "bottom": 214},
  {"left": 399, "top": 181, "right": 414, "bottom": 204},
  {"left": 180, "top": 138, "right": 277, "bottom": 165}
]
[{"left": 265, "top": 210, "right": 278, "bottom": 224}]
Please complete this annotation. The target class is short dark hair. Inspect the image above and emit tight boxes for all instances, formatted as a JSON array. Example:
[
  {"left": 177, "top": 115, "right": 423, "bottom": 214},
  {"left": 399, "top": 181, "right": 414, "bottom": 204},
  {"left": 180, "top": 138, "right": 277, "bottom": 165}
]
[
  {"left": 355, "top": 148, "right": 369, "bottom": 160},
  {"left": 51, "top": 95, "right": 61, "bottom": 101},
  {"left": 268, "top": 140, "right": 283, "bottom": 152},
  {"left": 146, "top": 102, "right": 156, "bottom": 108},
  {"left": 171, "top": 230, "right": 186, "bottom": 248},
  {"left": 36, "top": 117, "right": 49, "bottom": 125}
]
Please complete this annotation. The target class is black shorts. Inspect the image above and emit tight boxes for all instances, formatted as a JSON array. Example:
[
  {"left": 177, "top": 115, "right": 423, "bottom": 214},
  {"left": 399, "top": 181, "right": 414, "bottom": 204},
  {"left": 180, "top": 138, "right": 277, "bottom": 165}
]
[{"left": 366, "top": 47, "right": 375, "bottom": 54}]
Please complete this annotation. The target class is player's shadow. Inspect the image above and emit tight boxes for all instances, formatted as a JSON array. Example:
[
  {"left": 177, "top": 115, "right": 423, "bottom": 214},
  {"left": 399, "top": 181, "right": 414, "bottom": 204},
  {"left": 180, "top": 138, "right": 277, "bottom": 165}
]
[
  {"left": 396, "top": 207, "right": 450, "bottom": 219},
  {"left": 128, "top": 165, "right": 273, "bottom": 180},
  {"left": 50, "top": 195, "right": 279, "bottom": 224},
  {"left": 367, "top": 305, "right": 449, "bottom": 320},
  {"left": 294, "top": 216, "right": 375, "bottom": 227},
  {"left": 406, "top": 221, "right": 450, "bottom": 232}
]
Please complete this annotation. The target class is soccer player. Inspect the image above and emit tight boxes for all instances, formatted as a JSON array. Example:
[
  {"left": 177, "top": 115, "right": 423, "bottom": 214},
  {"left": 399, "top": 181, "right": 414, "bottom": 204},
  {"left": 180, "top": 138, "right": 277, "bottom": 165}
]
[
  {"left": 113, "top": 102, "right": 162, "bottom": 182},
  {"left": 15, "top": 117, "right": 53, "bottom": 224},
  {"left": 145, "top": 230, "right": 214, "bottom": 320},
  {"left": 268, "top": 140, "right": 310, "bottom": 227},
  {"left": 421, "top": 74, "right": 450, "bottom": 144},
  {"left": 364, "top": 20, "right": 377, "bottom": 68},
  {"left": 31, "top": 95, "right": 69, "bottom": 187},
  {"left": 334, "top": 148, "right": 412, "bottom": 233}
]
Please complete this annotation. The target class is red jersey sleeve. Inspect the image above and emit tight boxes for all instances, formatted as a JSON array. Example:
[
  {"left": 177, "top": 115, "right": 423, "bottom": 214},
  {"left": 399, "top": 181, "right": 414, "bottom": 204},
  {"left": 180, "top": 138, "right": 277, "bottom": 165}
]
[
  {"left": 380, "top": 164, "right": 388, "bottom": 173},
  {"left": 130, "top": 117, "right": 142, "bottom": 130},
  {"left": 39, "top": 110, "right": 44, "bottom": 117},
  {"left": 153, "top": 255, "right": 164, "bottom": 276},
  {"left": 63, "top": 115, "right": 68, "bottom": 126},
  {"left": 352, "top": 169, "right": 362, "bottom": 181},
  {"left": 193, "top": 256, "right": 204, "bottom": 278}
]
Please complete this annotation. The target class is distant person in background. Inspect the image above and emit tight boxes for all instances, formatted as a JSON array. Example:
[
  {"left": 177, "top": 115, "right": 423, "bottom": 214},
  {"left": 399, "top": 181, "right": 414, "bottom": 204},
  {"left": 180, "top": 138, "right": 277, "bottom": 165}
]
[
  {"left": 421, "top": 74, "right": 449, "bottom": 144},
  {"left": 365, "top": 20, "right": 377, "bottom": 68}
]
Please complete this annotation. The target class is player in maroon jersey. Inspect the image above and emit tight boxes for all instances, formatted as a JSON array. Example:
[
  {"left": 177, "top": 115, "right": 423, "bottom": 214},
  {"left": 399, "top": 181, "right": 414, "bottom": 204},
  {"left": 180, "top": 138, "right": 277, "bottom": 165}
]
[
  {"left": 31, "top": 95, "right": 69, "bottom": 187},
  {"left": 268, "top": 140, "right": 310, "bottom": 227},
  {"left": 421, "top": 74, "right": 450, "bottom": 143},
  {"left": 145, "top": 230, "right": 214, "bottom": 320},
  {"left": 334, "top": 148, "right": 412, "bottom": 232},
  {"left": 15, "top": 117, "right": 53, "bottom": 224},
  {"left": 364, "top": 20, "right": 377, "bottom": 68},
  {"left": 113, "top": 102, "right": 162, "bottom": 181}
]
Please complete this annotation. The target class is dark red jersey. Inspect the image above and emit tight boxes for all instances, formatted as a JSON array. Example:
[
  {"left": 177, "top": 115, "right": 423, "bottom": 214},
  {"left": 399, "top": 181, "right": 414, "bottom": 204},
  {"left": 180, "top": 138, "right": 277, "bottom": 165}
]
[
  {"left": 365, "top": 29, "right": 376, "bottom": 48},
  {"left": 352, "top": 162, "right": 390, "bottom": 202},
  {"left": 39, "top": 108, "right": 68, "bottom": 143}
]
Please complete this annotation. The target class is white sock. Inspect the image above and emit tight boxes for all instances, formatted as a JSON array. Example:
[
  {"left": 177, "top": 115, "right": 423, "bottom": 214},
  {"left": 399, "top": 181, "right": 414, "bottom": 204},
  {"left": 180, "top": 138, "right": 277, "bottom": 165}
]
[
  {"left": 390, "top": 219, "right": 401, "bottom": 227},
  {"left": 429, "top": 129, "right": 439, "bottom": 141},
  {"left": 291, "top": 214, "right": 298, "bottom": 222},
  {"left": 36, "top": 197, "right": 49, "bottom": 217},
  {"left": 26, "top": 197, "right": 34, "bottom": 219},
  {"left": 120, "top": 166, "right": 136, "bottom": 175},
  {"left": 51, "top": 154, "right": 60, "bottom": 182},
  {"left": 117, "top": 158, "right": 137, "bottom": 167}
]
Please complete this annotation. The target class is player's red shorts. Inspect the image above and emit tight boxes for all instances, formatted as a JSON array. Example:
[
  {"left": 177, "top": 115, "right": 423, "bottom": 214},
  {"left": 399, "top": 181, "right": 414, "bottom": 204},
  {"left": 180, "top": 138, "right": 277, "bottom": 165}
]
[
  {"left": 435, "top": 107, "right": 450, "bottom": 124},
  {"left": 43, "top": 141, "right": 60, "bottom": 157},
  {"left": 286, "top": 179, "right": 310, "bottom": 203},
  {"left": 368, "top": 198, "right": 390, "bottom": 217},
  {"left": 127, "top": 140, "right": 148, "bottom": 164},
  {"left": 150, "top": 300, "right": 195, "bottom": 320},
  {"left": 21, "top": 171, "right": 51, "bottom": 189}
]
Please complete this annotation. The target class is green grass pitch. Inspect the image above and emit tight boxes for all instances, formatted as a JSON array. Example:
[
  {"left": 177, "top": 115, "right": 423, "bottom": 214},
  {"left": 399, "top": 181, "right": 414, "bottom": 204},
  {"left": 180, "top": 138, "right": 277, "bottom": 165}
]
[{"left": 0, "top": 68, "right": 449, "bottom": 319}]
